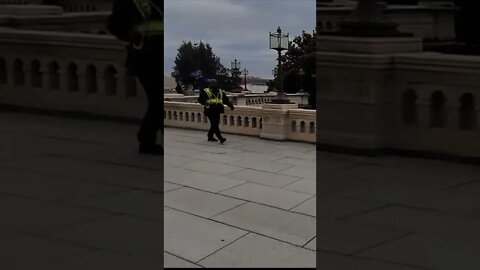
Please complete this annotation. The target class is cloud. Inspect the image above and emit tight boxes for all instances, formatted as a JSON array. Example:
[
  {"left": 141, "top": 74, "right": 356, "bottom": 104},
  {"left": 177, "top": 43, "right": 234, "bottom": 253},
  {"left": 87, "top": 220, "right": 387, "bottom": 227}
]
[{"left": 164, "top": 0, "right": 315, "bottom": 78}]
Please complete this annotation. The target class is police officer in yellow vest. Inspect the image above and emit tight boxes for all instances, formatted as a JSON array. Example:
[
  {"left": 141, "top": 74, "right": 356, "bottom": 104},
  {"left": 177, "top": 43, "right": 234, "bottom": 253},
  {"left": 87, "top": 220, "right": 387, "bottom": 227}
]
[
  {"left": 107, "top": 0, "right": 163, "bottom": 155},
  {"left": 198, "top": 79, "right": 234, "bottom": 144}
]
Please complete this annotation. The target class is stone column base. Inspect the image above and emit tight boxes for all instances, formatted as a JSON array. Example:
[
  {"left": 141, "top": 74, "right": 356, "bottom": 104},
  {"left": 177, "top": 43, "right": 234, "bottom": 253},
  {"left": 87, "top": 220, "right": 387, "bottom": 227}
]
[{"left": 259, "top": 103, "right": 298, "bottom": 141}]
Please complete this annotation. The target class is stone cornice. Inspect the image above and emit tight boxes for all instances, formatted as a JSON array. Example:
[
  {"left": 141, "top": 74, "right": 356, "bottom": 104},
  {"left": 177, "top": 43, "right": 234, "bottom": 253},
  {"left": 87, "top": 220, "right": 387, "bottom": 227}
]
[
  {"left": 0, "top": 28, "right": 125, "bottom": 51},
  {"left": 394, "top": 52, "right": 480, "bottom": 74}
]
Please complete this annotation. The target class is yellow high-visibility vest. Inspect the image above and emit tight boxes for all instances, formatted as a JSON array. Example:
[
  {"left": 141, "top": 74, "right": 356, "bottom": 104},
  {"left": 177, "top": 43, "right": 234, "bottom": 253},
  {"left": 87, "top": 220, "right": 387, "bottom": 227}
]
[
  {"left": 133, "top": 0, "right": 163, "bottom": 37},
  {"left": 204, "top": 88, "right": 223, "bottom": 108}
]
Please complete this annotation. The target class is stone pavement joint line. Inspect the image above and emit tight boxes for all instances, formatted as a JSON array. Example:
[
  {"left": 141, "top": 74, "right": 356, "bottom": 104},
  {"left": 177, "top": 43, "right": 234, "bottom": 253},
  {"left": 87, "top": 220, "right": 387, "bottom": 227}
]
[
  {"left": 3, "top": 112, "right": 480, "bottom": 268},
  {"left": 164, "top": 127, "right": 317, "bottom": 268}
]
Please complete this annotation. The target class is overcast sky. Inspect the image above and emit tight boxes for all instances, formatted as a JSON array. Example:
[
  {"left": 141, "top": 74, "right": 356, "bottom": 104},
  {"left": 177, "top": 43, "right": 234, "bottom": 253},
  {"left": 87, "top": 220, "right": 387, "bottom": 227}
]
[{"left": 164, "top": 0, "right": 315, "bottom": 79}]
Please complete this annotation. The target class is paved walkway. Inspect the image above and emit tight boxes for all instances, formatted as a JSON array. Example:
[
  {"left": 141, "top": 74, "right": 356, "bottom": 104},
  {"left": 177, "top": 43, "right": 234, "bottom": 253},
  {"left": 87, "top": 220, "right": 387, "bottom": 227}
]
[
  {"left": 164, "top": 128, "right": 316, "bottom": 268},
  {"left": 0, "top": 111, "right": 163, "bottom": 269},
  {"left": 3, "top": 111, "right": 480, "bottom": 269}
]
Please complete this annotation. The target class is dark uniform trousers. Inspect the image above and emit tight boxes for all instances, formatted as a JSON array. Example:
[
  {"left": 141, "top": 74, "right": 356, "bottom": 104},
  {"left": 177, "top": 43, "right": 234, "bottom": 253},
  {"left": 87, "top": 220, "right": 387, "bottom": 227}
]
[
  {"left": 130, "top": 34, "right": 163, "bottom": 146},
  {"left": 206, "top": 111, "right": 223, "bottom": 140}
]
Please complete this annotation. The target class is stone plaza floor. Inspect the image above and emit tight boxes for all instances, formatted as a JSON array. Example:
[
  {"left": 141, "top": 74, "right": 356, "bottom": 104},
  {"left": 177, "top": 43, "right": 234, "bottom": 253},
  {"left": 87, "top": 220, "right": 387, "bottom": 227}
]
[
  {"left": 2, "top": 110, "right": 480, "bottom": 269},
  {"left": 0, "top": 111, "right": 164, "bottom": 269},
  {"left": 163, "top": 128, "right": 316, "bottom": 268}
]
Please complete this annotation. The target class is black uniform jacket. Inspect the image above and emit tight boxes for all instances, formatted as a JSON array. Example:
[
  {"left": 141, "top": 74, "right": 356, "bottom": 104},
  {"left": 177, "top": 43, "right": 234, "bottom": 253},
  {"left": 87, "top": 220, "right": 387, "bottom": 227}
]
[
  {"left": 198, "top": 88, "right": 234, "bottom": 114},
  {"left": 107, "top": 0, "right": 163, "bottom": 70}
]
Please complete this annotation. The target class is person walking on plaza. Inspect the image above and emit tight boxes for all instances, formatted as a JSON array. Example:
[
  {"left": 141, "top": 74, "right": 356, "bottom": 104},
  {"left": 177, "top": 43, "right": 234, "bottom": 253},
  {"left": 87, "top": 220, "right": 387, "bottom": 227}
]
[
  {"left": 106, "top": 0, "right": 163, "bottom": 155},
  {"left": 198, "top": 79, "right": 234, "bottom": 144}
]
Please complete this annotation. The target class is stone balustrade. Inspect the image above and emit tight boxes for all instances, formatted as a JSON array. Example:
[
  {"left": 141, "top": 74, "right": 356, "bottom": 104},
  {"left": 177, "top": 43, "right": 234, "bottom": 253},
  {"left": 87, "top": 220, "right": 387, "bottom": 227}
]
[
  {"left": 0, "top": 28, "right": 315, "bottom": 143},
  {"left": 0, "top": 28, "right": 147, "bottom": 119},
  {"left": 164, "top": 92, "right": 310, "bottom": 107},
  {"left": 317, "top": 36, "right": 480, "bottom": 158},
  {"left": 164, "top": 101, "right": 316, "bottom": 143}
]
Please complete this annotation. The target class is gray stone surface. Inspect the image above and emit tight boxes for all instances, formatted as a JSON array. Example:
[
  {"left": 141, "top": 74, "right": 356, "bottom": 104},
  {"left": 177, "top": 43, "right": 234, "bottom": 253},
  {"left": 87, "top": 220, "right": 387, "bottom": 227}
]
[
  {"left": 4, "top": 111, "right": 480, "bottom": 268},
  {"left": 317, "top": 152, "right": 480, "bottom": 269},
  {"left": 165, "top": 187, "right": 245, "bottom": 218},
  {"left": 228, "top": 168, "right": 301, "bottom": 188},
  {"left": 164, "top": 127, "right": 316, "bottom": 267},
  {"left": 284, "top": 178, "right": 316, "bottom": 194},
  {"left": 164, "top": 252, "right": 201, "bottom": 268},
  {"left": 164, "top": 209, "right": 248, "bottom": 263},
  {"left": 291, "top": 195, "right": 316, "bottom": 217},
  {"left": 212, "top": 202, "right": 316, "bottom": 246},
  {"left": 0, "top": 112, "right": 163, "bottom": 268},
  {"left": 220, "top": 182, "right": 313, "bottom": 210},
  {"left": 198, "top": 233, "right": 316, "bottom": 268},
  {"left": 358, "top": 234, "right": 480, "bottom": 270}
]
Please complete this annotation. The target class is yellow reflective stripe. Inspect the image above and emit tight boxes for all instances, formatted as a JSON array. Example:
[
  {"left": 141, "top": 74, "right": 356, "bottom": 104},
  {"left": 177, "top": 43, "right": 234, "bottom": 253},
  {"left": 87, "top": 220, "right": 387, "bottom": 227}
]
[
  {"left": 204, "top": 88, "right": 223, "bottom": 107},
  {"left": 144, "top": 21, "right": 163, "bottom": 36},
  {"left": 133, "top": 0, "right": 150, "bottom": 18},
  {"left": 204, "top": 88, "right": 212, "bottom": 98},
  {"left": 209, "top": 98, "right": 222, "bottom": 104}
]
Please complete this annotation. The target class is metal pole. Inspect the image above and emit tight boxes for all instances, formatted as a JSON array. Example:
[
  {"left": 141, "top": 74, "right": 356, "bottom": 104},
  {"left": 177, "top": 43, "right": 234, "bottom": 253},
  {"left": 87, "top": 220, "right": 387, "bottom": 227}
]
[
  {"left": 244, "top": 70, "right": 247, "bottom": 91},
  {"left": 278, "top": 49, "right": 282, "bottom": 92},
  {"left": 300, "top": 71, "right": 304, "bottom": 92}
]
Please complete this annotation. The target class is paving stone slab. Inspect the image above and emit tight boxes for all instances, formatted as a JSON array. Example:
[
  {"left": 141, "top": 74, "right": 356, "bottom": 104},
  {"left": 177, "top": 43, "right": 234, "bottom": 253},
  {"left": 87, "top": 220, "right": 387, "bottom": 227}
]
[
  {"left": 189, "top": 152, "right": 244, "bottom": 164},
  {"left": 165, "top": 187, "right": 245, "bottom": 218},
  {"left": 343, "top": 184, "right": 454, "bottom": 210},
  {"left": 291, "top": 196, "right": 316, "bottom": 217},
  {"left": 164, "top": 252, "right": 201, "bottom": 268},
  {"left": 220, "top": 182, "right": 313, "bottom": 210},
  {"left": 199, "top": 233, "right": 316, "bottom": 268},
  {"left": 227, "top": 158, "right": 294, "bottom": 173},
  {"left": 177, "top": 160, "right": 244, "bottom": 175},
  {"left": 2, "top": 156, "right": 163, "bottom": 191},
  {"left": 358, "top": 234, "right": 480, "bottom": 270},
  {"left": 164, "top": 166, "right": 193, "bottom": 182},
  {"left": 0, "top": 195, "right": 107, "bottom": 235},
  {"left": 52, "top": 216, "right": 162, "bottom": 260},
  {"left": 229, "top": 151, "right": 285, "bottom": 162},
  {"left": 77, "top": 190, "right": 163, "bottom": 220},
  {"left": 284, "top": 178, "right": 316, "bottom": 195},
  {"left": 317, "top": 218, "right": 408, "bottom": 254},
  {"left": 164, "top": 155, "right": 199, "bottom": 167},
  {"left": 454, "top": 181, "right": 480, "bottom": 197},
  {"left": 317, "top": 251, "right": 423, "bottom": 270},
  {"left": 278, "top": 166, "right": 315, "bottom": 179},
  {"left": 227, "top": 169, "right": 300, "bottom": 188},
  {"left": 0, "top": 167, "right": 129, "bottom": 203},
  {"left": 164, "top": 209, "right": 248, "bottom": 263},
  {"left": 348, "top": 205, "right": 480, "bottom": 242},
  {"left": 275, "top": 157, "right": 316, "bottom": 168},
  {"left": 164, "top": 182, "right": 183, "bottom": 193},
  {"left": 167, "top": 171, "right": 245, "bottom": 193},
  {"left": 317, "top": 195, "right": 384, "bottom": 220},
  {"left": 37, "top": 251, "right": 163, "bottom": 270},
  {"left": 212, "top": 202, "right": 316, "bottom": 246},
  {"left": 304, "top": 237, "right": 316, "bottom": 251},
  {"left": 333, "top": 165, "right": 474, "bottom": 190},
  {"left": 0, "top": 235, "right": 93, "bottom": 270}
]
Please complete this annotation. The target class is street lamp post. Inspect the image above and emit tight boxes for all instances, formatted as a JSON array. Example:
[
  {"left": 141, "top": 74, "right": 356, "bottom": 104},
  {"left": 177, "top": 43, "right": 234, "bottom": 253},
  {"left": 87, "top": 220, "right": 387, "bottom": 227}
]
[
  {"left": 242, "top": 68, "right": 248, "bottom": 91},
  {"left": 269, "top": 26, "right": 291, "bottom": 104},
  {"left": 231, "top": 59, "right": 241, "bottom": 91},
  {"left": 298, "top": 68, "right": 305, "bottom": 93}
]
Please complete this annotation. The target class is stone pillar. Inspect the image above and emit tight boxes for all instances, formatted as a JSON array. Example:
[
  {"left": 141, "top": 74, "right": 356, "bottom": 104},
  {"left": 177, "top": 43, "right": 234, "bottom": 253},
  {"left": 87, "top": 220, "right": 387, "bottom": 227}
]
[
  {"left": 417, "top": 98, "right": 430, "bottom": 128},
  {"left": 316, "top": 35, "right": 422, "bottom": 152},
  {"left": 6, "top": 63, "right": 14, "bottom": 91},
  {"left": 78, "top": 71, "right": 87, "bottom": 94},
  {"left": 446, "top": 105, "right": 459, "bottom": 130},
  {"left": 260, "top": 103, "right": 298, "bottom": 141}
]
